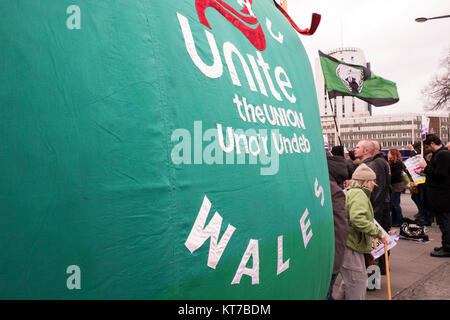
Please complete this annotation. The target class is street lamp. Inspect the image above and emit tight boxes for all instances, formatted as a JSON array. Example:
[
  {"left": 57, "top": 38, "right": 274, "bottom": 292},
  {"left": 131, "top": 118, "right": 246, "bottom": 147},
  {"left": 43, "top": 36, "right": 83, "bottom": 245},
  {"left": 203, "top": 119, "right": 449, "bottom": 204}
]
[{"left": 415, "top": 15, "right": 450, "bottom": 22}]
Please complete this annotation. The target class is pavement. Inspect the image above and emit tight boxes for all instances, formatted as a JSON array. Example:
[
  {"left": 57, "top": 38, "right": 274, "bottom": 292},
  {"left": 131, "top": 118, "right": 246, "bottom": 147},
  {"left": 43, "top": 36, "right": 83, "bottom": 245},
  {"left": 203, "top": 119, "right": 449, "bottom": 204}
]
[{"left": 333, "top": 190, "right": 450, "bottom": 300}]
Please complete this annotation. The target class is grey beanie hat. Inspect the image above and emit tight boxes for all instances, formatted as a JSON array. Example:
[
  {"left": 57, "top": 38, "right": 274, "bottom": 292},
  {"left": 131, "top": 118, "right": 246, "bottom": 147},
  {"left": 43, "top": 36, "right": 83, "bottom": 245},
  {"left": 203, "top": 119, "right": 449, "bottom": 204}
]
[{"left": 352, "top": 163, "right": 376, "bottom": 181}]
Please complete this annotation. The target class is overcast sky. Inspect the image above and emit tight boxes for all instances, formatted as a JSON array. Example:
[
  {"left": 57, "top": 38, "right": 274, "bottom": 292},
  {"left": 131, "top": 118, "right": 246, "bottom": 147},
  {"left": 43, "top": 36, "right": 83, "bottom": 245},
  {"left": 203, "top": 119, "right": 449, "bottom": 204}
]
[{"left": 285, "top": 0, "right": 450, "bottom": 115}]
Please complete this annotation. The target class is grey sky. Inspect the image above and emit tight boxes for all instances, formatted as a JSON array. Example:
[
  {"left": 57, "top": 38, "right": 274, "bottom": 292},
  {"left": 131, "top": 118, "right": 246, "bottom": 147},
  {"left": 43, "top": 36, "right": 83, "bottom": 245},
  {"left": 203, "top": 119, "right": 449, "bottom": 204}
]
[{"left": 286, "top": 0, "right": 450, "bottom": 115}]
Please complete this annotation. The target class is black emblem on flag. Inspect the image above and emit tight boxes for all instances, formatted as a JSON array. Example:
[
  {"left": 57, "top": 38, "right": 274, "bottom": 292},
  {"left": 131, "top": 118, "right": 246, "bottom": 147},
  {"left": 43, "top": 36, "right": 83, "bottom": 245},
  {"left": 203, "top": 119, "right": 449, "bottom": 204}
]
[{"left": 336, "top": 64, "right": 364, "bottom": 94}]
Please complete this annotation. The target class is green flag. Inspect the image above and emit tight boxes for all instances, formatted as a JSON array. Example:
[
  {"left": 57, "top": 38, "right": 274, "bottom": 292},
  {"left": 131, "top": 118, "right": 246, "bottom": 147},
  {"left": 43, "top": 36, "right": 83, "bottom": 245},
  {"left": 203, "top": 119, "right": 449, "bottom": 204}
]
[{"left": 319, "top": 50, "right": 399, "bottom": 107}]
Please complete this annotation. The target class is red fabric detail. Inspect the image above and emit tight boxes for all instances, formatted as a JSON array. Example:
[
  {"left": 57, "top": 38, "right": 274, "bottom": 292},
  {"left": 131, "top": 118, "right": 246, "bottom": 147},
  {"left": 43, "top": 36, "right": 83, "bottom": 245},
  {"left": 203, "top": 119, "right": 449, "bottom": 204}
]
[
  {"left": 273, "top": 0, "right": 321, "bottom": 36},
  {"left": 195, "top": 0, "right": 266, "bottom": 51},
  {"left": 240, "top": 0, "right": 253, "bottom": 15}
]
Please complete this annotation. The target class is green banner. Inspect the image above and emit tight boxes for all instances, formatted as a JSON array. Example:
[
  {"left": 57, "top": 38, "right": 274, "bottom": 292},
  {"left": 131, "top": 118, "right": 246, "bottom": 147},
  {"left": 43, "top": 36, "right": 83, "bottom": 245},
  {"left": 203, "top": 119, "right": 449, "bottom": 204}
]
[
  {"left": 0, "top": 0, "right": 333, "bottom": 299},
  {"left": 319, "top": 50, "right": 399, "bottom": 107}
]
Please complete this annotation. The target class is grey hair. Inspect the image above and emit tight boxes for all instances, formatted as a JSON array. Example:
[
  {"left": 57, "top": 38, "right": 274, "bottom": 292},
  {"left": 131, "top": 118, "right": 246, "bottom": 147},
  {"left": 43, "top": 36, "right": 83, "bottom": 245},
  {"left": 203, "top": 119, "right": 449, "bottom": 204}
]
[{"left": 347, "top": 179, "right": 377, "bottom": 189}]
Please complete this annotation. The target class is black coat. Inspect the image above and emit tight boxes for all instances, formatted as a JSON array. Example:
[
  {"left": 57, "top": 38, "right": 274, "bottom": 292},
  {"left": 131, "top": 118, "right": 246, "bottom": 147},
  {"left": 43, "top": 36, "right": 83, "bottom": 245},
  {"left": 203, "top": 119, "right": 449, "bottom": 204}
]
[
  {"left": 329, "top": 180, "right": 348, "bottom": 274},
  {"left": 326, "top": 155, "right": 351, "bottom": 189},
  {"left": 363, "top": 153, "right": 391, "bottom": 230},
  {"left": 390, "top": 160, "right": 406, "bottom": 185},
  {"left": 423, "top": 147, "right": 450, "bottom": 214},
  {"left": 346, "top": 158, "right": 357, "bottom": 177}
]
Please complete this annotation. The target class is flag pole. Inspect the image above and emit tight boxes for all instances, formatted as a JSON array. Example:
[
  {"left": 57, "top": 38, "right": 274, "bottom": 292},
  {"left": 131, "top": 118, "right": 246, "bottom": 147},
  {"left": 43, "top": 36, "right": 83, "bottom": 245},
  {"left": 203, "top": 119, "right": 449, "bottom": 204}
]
[
  {"left": 327, "top": 92, "right": 342, "bottom": 146},
  {"left": 420, "top": 115, "right": 429, "bottom": 158},
  {"left": 383, "top": 238, "right": 392, "bottom": 300},
  {"left": 421, "top": 121, "right": 424, "bottom": 157},
  {"left": 421, "top": 140, "right": 424, "bottom": 158}
]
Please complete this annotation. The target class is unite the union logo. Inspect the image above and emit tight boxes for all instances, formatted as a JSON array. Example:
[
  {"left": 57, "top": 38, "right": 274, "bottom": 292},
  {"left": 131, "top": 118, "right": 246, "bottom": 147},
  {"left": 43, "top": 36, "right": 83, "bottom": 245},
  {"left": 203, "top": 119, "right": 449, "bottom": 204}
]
[{"left": 195, "top": 0, "right": 267, "bottom": 51}]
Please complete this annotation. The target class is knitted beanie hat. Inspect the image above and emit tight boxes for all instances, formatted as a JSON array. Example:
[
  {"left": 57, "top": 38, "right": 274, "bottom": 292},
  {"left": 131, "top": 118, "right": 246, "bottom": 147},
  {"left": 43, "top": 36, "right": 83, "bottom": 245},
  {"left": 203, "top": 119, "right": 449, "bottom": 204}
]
[{"left": 352, "top": 163, "right": 376, "bottom": 181}]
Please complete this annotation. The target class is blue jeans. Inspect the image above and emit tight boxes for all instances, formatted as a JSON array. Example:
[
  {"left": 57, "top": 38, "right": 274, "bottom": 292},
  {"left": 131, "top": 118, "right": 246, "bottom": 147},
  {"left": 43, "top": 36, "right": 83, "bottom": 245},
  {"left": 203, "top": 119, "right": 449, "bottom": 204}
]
[
  {"left": 411, "top": 193, "right": 425, "bottom": 218},
  {"left": 391, "top": 192, "right": 403, "bottom": 226},
  {"left": 326, "top": 273, "right": 339, "bottom": 300}
]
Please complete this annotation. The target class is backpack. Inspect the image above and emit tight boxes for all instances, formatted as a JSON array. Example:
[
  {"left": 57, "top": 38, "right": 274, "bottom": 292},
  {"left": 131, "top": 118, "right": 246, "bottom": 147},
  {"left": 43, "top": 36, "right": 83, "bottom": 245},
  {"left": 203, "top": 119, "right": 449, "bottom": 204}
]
[{"left": 400, "top": 218, "right": 429, "bottom": 241}]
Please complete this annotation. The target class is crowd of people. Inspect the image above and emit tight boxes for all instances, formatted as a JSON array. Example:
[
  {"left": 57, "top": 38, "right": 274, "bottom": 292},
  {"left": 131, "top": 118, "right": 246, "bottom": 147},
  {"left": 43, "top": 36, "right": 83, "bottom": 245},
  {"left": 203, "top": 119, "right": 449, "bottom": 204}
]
[{"left": 325, "top": 134, "right": 450, "bottom": 300}]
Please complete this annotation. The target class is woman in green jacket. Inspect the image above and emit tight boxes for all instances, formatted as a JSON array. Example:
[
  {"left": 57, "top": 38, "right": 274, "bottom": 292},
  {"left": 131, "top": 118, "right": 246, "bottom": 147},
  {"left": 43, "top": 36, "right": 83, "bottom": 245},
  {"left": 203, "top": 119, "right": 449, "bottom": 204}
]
[{"left": 336, "top": 164, "right": 386, "bottom": 300}]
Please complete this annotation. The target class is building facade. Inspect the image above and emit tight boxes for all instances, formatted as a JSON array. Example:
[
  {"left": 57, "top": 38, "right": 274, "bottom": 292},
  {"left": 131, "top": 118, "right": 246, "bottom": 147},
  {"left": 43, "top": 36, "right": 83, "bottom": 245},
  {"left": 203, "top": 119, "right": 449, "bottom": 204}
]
[{"left": 338, "top": 113, "right": 450, "bottom": 150}]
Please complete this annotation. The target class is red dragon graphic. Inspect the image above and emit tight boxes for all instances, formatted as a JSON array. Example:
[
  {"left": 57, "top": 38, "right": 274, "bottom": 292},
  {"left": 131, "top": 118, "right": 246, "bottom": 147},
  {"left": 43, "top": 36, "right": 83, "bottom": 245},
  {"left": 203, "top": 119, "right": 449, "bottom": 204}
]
[{"left": 196, "top": 0, "right": 267, "bottom": 51}]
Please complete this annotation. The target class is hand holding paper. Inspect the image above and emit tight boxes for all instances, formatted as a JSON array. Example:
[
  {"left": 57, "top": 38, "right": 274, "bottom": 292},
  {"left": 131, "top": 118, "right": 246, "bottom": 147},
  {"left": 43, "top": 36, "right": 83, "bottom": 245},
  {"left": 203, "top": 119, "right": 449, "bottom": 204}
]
[{"left": 419, "top": 158, "right": 427, "bottom": 169}]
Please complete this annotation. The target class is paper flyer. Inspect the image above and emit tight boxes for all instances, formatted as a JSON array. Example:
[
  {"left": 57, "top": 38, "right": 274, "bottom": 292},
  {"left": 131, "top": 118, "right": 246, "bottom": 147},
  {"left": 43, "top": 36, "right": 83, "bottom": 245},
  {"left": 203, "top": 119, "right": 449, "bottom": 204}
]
[
  {"left": 371, "top": 220, "right": 399, "bottom": 260},
  {"left": 403, "top": 155, "right": 426, "bottom": 185}
]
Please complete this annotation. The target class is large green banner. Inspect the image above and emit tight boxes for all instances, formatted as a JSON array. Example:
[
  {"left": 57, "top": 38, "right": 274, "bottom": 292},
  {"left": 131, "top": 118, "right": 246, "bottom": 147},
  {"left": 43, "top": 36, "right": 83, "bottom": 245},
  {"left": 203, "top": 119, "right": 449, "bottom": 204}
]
[{"left": 0, "top": 0, "right": 333, "bottom": 299}]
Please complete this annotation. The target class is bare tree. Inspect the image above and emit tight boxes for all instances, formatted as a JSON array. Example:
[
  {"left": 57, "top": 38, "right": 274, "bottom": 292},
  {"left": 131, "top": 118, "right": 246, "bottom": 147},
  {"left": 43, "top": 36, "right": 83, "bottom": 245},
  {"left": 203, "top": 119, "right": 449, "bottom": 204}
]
[{"left": 422, "top": 48, "right": 450, "bottom": 111}]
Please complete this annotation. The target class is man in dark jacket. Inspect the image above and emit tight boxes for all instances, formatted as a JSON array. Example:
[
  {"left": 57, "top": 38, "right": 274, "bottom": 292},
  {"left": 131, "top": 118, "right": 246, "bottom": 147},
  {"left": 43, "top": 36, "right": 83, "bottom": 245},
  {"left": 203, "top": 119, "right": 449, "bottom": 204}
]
[
  {"left": 327, "top": 150, "right": 351, "bottom": 189},
  {"left": 326, "top": 155, "right": 349, "bottom": 299},
  {"left": 331, "top": 145, "right": 356, "bottom": 178},
  {"left": 420, "top": 134, "right": 450, "bottom": 257}
]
